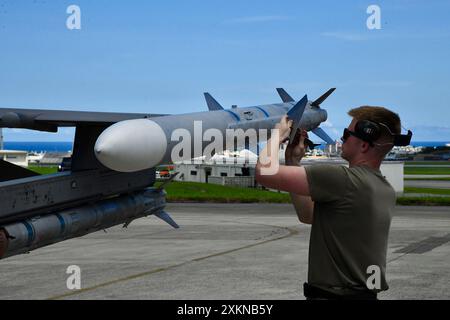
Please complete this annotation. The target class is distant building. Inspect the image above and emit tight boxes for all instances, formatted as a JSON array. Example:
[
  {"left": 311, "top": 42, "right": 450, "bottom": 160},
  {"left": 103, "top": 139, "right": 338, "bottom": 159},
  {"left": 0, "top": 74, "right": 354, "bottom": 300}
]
[
  {"left": 175, "top": 150, "right": 257, "bottom": 188},
  {"left": 0, "top": 150, "right": 28, "bottom": 167},
  {"left": 325, "top": 141, "right": 342, "bottom": 157},
  {"left": 39, "top": 152, "right": 72, "bottom": 167},
  {"left": 174, "top": 149, "right": 405, "bottom": 193},
  {"left": 386, "top": 146, "right": 423, "bottom": 161},
  {"left": 413, "top": 148, "right": 450, "bottom": 161},
  {"left": 176, "top": 162, "right": 256, "bottom": 187},
  {"left": 27, "top": 152, "right": 46, "bottom": 165}
]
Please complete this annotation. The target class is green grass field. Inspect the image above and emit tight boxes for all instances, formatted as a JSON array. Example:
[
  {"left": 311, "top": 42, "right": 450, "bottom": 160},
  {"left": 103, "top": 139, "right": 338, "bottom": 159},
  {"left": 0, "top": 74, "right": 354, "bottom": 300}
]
[
  {"left": 28, "top": 166, "right": 58, "bottom": 175},
  {"left": 157, "top": 181, "right": 291, "bottom": 203},
  {"left": 26, "top": 167, "right": 450, "bottom": 205},
  {"left": 404, "top": 187, "right": 450, "bottom": 196},
  {"left": 396, "top": 197, "right": 450, "bottom": 206},
  {"left": 405, "top": 177, "right": 450, "bottom": 181},
  {"left": 404, "top": 167, "right": 450, "bottom": 175},
  {"left": 156, "top": 181, "right": 450, "bottom": 206},
  {"left": 404, "top": 161, "right": 450, "bottom": 166}
]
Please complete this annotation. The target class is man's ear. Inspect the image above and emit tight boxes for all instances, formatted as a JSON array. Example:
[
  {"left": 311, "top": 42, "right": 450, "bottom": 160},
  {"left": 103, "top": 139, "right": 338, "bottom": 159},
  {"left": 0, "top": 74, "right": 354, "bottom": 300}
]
[{"left": 360, "top": 141, "right": 371, "bottom": 153}]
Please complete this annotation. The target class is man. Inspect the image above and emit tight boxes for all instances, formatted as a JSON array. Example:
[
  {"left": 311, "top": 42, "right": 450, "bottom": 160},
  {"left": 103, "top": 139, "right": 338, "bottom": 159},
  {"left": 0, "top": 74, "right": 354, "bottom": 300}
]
[{"left": 256, "top": 106, "right": 408, "bottom": 300}]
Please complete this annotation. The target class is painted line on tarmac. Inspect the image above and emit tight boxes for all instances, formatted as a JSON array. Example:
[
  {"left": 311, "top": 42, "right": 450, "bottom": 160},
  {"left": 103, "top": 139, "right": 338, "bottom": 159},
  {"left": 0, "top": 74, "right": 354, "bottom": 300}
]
[{"left": 46, "top": 224, "right": 299, "bottom": 300}]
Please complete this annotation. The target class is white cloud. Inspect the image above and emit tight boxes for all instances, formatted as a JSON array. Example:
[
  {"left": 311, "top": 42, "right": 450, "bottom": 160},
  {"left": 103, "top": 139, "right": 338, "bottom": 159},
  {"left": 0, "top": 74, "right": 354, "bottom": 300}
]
[
  {"left": 314, "top": 121, "right": 341, "bottom": 140},
  {"left": 322, "top": 120, "right": 333, "bottom": 128}
]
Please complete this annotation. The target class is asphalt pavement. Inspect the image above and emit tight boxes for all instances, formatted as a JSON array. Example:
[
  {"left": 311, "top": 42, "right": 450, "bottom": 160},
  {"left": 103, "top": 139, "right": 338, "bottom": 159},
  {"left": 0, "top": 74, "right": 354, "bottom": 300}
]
[{"left": 0, "top": 203, "right": 449, "bottom": 300}]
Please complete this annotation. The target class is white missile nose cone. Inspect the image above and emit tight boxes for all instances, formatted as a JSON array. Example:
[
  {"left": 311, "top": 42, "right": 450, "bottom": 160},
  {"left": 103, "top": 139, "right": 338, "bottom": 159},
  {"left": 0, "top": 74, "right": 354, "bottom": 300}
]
[{"left": 95, "top": 119, "right": 167, "bottom": 172}]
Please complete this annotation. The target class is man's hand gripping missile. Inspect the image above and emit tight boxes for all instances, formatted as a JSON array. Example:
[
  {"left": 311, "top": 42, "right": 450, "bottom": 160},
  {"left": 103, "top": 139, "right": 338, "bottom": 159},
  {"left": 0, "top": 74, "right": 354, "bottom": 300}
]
[{"left": 275, "top": 95, "right": 317, "bottom": 165}]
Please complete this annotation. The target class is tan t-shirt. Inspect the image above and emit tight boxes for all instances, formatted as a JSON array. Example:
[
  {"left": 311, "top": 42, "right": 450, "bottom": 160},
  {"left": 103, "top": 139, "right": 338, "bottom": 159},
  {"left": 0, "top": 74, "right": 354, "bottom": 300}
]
[{"left": 304, "top": 164, "right": 395, "bottom": 295}]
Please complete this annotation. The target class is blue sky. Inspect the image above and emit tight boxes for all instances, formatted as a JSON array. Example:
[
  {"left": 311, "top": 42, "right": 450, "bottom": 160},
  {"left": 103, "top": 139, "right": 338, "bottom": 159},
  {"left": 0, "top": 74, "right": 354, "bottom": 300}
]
[{"left": 1, "top": 0, "right": 450, "bottom": 142}]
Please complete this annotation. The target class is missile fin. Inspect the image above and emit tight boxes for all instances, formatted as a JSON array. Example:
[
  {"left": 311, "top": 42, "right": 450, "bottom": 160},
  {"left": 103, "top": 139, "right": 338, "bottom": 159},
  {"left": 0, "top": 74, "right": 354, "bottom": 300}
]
[
  {"left": 276, "top": 88, "right": 295, "bottom": 103},
  {"left": 154, "top": 211, "right": 180, "bottom": 229},
  {"left": 204, "top": 93, "right": 224, "bottom": 111},
  {"left": 287, "top": 95, "right": 308, "bottom": 144},
  {"left": 312, "top": 127, "right": 334, "bottom": 144},
  {"left": 304, "top": 138, "right": 321, "bottom": 150},
  {"left": 311, "top": 88, "right": 336, "bottom": 107}
]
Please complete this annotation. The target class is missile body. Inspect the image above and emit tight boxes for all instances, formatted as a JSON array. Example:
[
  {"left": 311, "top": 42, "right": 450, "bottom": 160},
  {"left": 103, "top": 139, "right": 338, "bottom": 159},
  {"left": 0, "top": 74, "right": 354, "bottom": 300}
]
[
  {"left": 95, "top": 98, "right": 329, "bottom": 172},
  {"left": 0, "top": 188, "right": 168, "bottom": 259}
]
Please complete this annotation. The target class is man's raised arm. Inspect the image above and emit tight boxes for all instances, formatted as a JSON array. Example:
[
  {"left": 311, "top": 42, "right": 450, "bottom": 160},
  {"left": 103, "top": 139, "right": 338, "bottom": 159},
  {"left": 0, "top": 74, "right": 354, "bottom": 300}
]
[{"left": 255, "top": 116, "right": 314, "bottom": 224}]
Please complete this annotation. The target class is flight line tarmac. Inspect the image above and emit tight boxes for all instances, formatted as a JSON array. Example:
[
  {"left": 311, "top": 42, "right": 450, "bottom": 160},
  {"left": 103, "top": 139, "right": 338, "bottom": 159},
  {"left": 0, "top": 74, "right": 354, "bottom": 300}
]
[{"left": 0, "top": 203, "right": 449, "bottom": 300}]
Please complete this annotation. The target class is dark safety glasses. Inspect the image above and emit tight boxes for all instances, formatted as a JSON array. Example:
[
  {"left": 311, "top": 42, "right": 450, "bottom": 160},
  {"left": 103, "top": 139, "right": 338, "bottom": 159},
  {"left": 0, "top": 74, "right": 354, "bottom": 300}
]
[
  {"left": 341, "top": 128, "right": 357, "bottom": 143},
  {"left": 341, "top": 128, "right": 375, "bottom": 146}
]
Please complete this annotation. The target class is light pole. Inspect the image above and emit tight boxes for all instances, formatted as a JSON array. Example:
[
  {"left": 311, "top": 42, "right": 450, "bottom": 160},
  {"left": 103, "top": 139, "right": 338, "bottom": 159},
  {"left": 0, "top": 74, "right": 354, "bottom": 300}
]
[{"left": 0, "top": 128, "right": 3, "bottom": 150}]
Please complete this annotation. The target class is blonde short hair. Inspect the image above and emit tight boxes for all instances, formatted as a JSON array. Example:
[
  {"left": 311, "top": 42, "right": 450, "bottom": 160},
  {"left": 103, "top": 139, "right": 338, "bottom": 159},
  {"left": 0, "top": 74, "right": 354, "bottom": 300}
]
[{"left": 348, "top": 106, "right": 401, "bottom": 138}]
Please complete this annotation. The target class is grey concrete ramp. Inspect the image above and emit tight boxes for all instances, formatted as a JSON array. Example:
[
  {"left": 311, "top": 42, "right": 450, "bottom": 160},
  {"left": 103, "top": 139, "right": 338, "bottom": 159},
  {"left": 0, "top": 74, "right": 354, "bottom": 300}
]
[{"left": 0, "top": 204, "right": 449, "bottom": 300}]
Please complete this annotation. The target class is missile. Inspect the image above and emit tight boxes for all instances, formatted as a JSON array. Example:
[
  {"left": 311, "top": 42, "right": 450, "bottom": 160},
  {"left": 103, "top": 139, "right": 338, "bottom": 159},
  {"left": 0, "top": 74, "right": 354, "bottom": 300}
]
[
  {"left": 94, "top": 89, "right": 335, "bottom": 172},
  {"left": 0, "top": 188, "right": 176, "bottom": 260}
]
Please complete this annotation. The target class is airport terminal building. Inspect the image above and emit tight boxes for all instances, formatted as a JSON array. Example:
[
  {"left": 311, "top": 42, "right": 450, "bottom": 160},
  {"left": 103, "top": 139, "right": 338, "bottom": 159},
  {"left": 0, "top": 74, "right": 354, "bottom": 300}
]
[{"left": 174, "top": 149, "right": 405, "bottom": 194}]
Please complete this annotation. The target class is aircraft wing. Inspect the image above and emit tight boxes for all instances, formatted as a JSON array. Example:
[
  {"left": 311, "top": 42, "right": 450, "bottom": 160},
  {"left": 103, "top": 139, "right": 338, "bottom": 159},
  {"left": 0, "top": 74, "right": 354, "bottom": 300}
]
[{"left": 0, "top": 107, "right": 168, "bottom": 132}]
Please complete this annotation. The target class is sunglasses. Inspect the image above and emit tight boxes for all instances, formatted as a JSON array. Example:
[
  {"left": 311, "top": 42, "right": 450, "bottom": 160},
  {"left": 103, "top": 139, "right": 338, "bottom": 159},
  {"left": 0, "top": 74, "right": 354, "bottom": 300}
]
[
  {"left": 342, "top": 128, "right": 377, "bottom": 146},
  {"left": 341, "top": 128, "right": 357, "bottom": 143}
]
